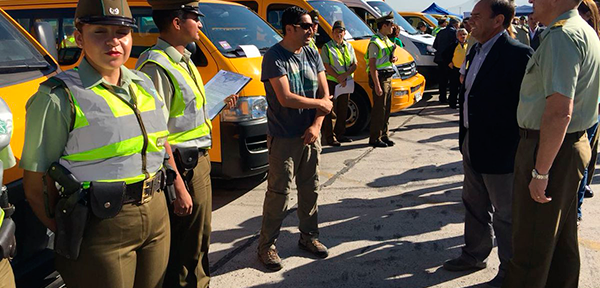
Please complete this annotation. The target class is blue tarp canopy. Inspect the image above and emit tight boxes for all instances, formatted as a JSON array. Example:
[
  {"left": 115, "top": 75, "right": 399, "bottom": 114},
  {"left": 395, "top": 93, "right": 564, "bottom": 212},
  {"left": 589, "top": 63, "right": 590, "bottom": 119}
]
[
  {"left": 515, "top": 5, "right": 533, "bottom": 16},
  {"left": 422, "top": 3, "right": 462, "bottom": 19}
]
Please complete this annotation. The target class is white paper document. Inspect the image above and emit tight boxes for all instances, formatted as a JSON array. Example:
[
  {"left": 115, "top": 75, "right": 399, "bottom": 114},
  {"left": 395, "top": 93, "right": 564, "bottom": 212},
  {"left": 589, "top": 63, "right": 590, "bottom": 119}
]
[
  {"left": 204, "top": 70, "right": 252, "bottom": 120},
  {"left": 239, "top": 45, "right": 261, "bottom": 58},
  {"left": 334, "top": 79, "right": 355, "bottom": 99}
]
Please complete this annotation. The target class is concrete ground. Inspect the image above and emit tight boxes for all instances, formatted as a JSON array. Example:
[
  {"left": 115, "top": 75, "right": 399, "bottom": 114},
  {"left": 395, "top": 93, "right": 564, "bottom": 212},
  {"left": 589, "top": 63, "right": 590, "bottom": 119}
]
[{"left": 208, "top": 93, "right": 600, "bottom": 288}]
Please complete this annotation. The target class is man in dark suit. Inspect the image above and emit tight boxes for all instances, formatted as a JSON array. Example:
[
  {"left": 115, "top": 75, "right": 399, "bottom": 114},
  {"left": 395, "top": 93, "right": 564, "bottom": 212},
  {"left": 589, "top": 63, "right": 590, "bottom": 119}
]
[
  {"left": 433, "top": 17, "right": 460, "bottom": 103},
  {"left": 441, "top": 1, "right": 533, "bottom": 287},
  {"left": 528, "top": 13, "right": 545, "bottom": 50}
]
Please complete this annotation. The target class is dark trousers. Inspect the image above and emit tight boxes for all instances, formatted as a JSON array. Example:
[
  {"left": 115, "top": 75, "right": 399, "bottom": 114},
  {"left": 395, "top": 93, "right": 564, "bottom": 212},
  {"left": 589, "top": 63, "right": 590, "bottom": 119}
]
[
  {"left": 448, "top": 67, "right": 461, "bottom": 108},
  {"left": 322, "top": 80, "right": 350, "bottom": 143},
  {"left": 503, "top": 130, "right": 590, "bottom": 288},
  {"left": 369, "top": 74, "right": 392, "bottom": 143},
  {"left": 577, "top": 122, "right": 598, "bottom": 217},
  {"left": 164, "top": 152, "right": 212, "bottom": 288},
  {"left": 437, "top": 64, "right": 450, "bottom": 102},
  {"left": 461, "top": 132, "right": 513, "bottom": 275}
]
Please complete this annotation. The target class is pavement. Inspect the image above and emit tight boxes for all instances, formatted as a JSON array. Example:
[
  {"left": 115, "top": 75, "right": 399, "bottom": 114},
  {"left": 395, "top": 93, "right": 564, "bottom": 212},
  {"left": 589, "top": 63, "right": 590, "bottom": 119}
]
[{"left": 208, "top": 92, "right": 600, "bottom": 288}]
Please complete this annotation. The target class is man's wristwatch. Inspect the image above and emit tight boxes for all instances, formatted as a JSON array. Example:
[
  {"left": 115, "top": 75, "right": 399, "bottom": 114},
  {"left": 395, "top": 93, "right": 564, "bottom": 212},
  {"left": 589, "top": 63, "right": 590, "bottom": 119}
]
[{"left": 531, "top": 168, "right": 549, "bottom": 180}]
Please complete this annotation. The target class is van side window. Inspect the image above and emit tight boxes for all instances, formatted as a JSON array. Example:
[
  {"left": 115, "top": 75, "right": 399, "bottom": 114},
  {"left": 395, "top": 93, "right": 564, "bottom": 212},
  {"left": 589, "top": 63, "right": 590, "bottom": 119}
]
[
  {"left": 237, "top": 1, "right": 259, "bottom": 13},
  {"left": 266, "top": 4, "right": 292, "bottom": 33},
  {"left": 16, "top": 19, "right": 30, "bottom": 30}
]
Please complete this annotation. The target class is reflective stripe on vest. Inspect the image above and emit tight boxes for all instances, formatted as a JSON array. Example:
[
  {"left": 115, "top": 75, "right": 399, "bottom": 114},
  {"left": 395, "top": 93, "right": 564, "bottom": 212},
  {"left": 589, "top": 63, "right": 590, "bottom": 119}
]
[
  {"left": 136, "top": 49, "right": 212, "bottom": 150},
  {"left": 365, "top": 35, "right": 394, "bottom": 73},
  {"left": 55, "top": 69, "right": 169, "bottom": 184},
  {"left": 309, "top": 38, "right": 318, "bottom": 50},
  {"left": 324, "top": 40, "right": 354, "bottom": 83}
]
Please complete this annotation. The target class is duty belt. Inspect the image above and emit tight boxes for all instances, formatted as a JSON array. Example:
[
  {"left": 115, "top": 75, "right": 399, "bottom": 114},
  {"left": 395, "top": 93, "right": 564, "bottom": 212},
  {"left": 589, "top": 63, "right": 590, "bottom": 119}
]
[
  {"left": 124, "top": 171, "right": 164, "bottom": 204},
  {"left": 519, "top": 128, "right": 586, "bottom": 141}
]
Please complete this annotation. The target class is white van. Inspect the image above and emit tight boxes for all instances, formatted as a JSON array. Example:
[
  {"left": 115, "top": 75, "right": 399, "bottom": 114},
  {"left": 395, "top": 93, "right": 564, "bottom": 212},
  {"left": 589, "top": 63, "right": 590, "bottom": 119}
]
[{"left": 341, "top": 0, "right": 437, "bottom": 85}]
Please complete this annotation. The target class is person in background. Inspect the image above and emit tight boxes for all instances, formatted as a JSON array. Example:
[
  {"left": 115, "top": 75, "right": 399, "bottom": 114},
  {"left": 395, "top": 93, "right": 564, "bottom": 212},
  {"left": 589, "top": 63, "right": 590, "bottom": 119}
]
[
  {"left": 257, "top": 6, "right": 332, "bottom": 271},
  {"left": 528, "top": 13, "right": 545, "bottom": 50},
  {"left": 60, "top": 25, "right": 77, "bottom": 49},
  {"left": 514, "top": 15, "right": 531, "bottom": 46},
  {"left": 320, "top": 20, "right": 356, "bottom": 147},
  {"left": 575, "top": 0, "right": 600, "bottom": 224},
  {"left": 308, "top": 9, "right": 320, "bottom": 50},
  {"left": 447, "top": 28, "right": 468, "bottom": 109},
  {"left": 389, "top": 23, "right": 404, "bottom": 47},
  {"left": 417, "top": 21, "right": 428, "bottom": 34},
  {"left": 503, "top": 0, "right": 600, "bottom": 285},
  {"left": 432, "top": 17, "right": 448, "bottom": 36},
  {"left": 433, "top": 17, "right": 460, "bottom": 104}
]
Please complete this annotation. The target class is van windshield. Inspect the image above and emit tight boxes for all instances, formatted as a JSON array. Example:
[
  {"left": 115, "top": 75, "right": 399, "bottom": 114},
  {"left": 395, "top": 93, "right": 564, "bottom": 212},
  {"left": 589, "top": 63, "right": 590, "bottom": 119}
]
[
  {"left": 308, "top": 1, "right": 373, "bottom": 40},
  {"left": 367, "top": 1, "right": 419, "bottom": 35},
  {"left": 200, "top": 3, "right": 282, "bottom": 58},
  {"left": 0, "top": 14, "right": 50, "bottom": 74},
  {"left": 424, "top": 13, "right": 438, "bottom": 26}
]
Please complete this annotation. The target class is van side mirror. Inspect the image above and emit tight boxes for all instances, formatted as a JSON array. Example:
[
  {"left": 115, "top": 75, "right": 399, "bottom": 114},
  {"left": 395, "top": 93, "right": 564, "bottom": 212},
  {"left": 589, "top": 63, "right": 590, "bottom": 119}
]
[
  {"left": 57, "top": 48, "right": 82, "bottom": 66},
  {"left": 30, "top": 22, "right": 59, "bottom": 61}
]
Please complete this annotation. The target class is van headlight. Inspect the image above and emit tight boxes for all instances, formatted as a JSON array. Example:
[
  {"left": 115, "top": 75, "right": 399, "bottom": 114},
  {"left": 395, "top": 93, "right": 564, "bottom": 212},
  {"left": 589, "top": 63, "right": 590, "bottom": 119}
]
[{"left": 221, "top": 96, "right": 268, "bottom": 122}]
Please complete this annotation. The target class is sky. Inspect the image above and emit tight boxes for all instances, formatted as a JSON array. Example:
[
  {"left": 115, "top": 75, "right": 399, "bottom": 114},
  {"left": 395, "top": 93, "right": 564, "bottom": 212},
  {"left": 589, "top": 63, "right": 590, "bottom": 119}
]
[{"left": 387, "top": 0, "right": 531, "bottom": 16}]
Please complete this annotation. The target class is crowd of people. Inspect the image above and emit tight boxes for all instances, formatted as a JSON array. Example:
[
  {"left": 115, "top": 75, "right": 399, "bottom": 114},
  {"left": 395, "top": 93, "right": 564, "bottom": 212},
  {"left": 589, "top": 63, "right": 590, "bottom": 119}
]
[{"left": 0, "top": 0, "right": 598, "bottom": 287}]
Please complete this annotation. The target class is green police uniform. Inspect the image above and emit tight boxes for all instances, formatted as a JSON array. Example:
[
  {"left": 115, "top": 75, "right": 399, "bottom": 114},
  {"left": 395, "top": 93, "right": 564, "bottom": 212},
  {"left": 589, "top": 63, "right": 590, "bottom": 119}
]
[
  {"left": 0, "top": 99, "right": 16, "bottom": 288},
  {"left": 19, "top": 1, "right": 172, "bottom": 287},
  {"left": 308, "top": 9, "right": 319, "bottom": 50},
  {"left": 136, "top": 2, "right": 212, "bottom": 287},
  {"left": 320, "top": 20, "right": 356, "bottom": 144},
  {"left": 504, "top": 10, "right": 600, "bottom": 288},
  {"left": 367, "top": 13, "right": 396, "bottom": 147}
]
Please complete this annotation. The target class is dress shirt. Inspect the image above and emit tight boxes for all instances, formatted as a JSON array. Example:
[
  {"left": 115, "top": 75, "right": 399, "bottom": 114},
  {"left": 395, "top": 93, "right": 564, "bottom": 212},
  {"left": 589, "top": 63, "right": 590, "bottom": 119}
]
[{"left": 463, "top": 31, "right": 505, "bottom": 128}]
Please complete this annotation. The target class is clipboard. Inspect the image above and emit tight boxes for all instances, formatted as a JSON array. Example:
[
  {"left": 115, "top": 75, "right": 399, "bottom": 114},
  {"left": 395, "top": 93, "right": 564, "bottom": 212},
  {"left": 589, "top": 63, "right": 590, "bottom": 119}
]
[{"left": 204, "top": 70, "right": 252, "bottom": 120}]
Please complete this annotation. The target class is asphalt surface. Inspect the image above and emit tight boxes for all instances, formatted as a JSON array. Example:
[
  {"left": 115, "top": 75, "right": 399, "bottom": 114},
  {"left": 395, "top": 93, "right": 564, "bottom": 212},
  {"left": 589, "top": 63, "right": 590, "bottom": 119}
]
[{"left": 208, "top": 92, "right": 600, "bottom": 288}]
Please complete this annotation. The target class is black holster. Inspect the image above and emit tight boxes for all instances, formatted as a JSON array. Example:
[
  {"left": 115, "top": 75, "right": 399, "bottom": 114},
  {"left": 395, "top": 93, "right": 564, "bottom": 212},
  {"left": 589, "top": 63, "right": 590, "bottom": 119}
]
[
  {"left": 89, "top": 182, "right": 125, "bottom": 219},
  {"left": 53, "top": 189, "right": 88, "bottom": 260},
  {"left": 0, "top": 217, "right": 16, "bottom": 259},
  {"left": 164, "top": 161, "right": 177, "bottom": 204},
  {"left": 174, "top": 147, "right": 199, "bottom": 185}
]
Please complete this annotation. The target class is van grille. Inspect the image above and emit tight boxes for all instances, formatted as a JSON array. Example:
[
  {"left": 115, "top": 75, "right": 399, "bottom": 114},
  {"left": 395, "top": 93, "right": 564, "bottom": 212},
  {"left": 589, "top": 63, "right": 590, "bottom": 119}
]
[{"left": 396, "top": 61, "right": 417, "bottom": 80}]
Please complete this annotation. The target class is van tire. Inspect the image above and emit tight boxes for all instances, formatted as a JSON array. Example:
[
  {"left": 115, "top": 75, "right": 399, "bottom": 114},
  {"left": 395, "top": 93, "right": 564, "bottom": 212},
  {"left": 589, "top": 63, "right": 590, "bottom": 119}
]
[{"left": 345, "top": 92, "right": 370, "bottom": 135}]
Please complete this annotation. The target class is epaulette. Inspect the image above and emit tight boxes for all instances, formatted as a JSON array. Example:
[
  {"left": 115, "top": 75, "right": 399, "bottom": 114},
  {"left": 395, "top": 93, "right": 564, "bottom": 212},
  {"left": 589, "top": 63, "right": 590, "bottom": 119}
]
[
  {"left": 38, "top": 76, "right": 66, "bottom": 94},
  {"left": 551, "top": 20, "right": 567, "bottom": 29}
]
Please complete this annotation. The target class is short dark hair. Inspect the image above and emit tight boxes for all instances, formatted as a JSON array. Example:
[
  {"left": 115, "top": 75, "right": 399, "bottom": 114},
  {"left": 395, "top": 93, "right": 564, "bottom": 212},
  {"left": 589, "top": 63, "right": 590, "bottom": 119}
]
[
  {"left": 486, "top": 0, "right": 515, "bottom": 29},
  {"left": 152, "top": 9, "right": 186, "bottom": 33},
  {"left": 281, "top": 6, "right": 308, "bottom": 35},
  {"left": 377, "top": 20, "right": 392, "bottom": 30}
]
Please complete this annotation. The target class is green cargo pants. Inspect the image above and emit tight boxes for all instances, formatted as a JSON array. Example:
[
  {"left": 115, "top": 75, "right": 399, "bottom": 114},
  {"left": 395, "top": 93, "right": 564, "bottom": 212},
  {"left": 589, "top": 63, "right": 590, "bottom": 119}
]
[
  {"left": 164, "top": 152, "right": 212, "bottom": 288},
  {"left": 56, "top": 192, "right": 170, "bottom": 288}
]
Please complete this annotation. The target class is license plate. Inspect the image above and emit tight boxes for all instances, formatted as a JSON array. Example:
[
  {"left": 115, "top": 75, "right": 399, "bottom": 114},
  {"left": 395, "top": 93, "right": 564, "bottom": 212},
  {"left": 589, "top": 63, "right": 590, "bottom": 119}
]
[{"left": 414, "top": 91, "right": 422, "bottom": 102}]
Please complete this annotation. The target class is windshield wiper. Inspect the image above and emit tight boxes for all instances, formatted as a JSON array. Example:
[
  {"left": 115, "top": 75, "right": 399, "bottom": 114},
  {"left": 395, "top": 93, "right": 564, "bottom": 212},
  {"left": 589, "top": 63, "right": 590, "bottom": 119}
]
[
  {"left": 352, "top": 35, "right": 372, "bottom": 40},
  {"left": 0, "top": 62, "right": 49, "bottom": 73}
]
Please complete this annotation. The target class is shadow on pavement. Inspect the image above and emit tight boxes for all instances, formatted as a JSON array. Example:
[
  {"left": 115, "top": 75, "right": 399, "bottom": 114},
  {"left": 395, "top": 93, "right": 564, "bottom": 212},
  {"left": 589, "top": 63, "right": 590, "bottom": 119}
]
[
  {"left": 366, "top": 161, "right": 463, "bottom": 188},
  {"left": 212, "top": 173, "right": 267, "bottom": 211},
  {"left": 208, "top": 179, "right": 488, "bottom": 287}
]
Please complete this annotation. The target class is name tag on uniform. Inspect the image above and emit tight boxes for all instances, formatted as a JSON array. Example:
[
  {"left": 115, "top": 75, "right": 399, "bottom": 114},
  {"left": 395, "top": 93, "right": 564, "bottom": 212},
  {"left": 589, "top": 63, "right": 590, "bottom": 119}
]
[{"left": 156, "top": 136, "right": 168, "bottom": 147}]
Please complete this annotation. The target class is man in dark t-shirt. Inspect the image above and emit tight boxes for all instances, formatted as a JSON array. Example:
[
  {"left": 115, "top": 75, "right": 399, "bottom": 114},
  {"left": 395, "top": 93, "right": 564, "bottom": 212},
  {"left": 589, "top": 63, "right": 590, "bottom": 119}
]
[{"left": 257, "top": 6, "right": 333, "bottom": 271}]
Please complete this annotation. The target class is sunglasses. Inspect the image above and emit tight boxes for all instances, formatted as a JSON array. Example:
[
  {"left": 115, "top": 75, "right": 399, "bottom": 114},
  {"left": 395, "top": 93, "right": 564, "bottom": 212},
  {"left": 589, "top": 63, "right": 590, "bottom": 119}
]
[{"left": 294, "top": 22, "right": 314, "bottom": 30}]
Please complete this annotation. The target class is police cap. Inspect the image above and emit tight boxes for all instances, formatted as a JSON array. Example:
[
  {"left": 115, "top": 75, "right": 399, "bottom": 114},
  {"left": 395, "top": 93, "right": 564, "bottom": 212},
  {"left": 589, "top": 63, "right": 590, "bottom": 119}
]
[
  {"left": 309, "top": 9, "right": 320, "bottom": 24},
  {"left": 332, "top": 20, "right": 345, "bottom": 31},
  {"left": 376, "top": 12, "right": 394, "bottom": 24},
  {"left": 75, "top": 0, "right": 137, "bottom": 28},
  {"left": 148, "top": 0, "right": 205, "bottom": 17}
]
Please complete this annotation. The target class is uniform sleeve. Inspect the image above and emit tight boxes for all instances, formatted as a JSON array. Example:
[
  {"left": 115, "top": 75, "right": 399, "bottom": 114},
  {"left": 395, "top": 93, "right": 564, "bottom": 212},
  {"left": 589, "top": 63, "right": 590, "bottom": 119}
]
[
  {"left": 368, "top": 43, "right": 379, "bottom": 59},
  {"left": 0, "top": 145, "right": 16, "bottom": 170},
  {"left": 320, "top": 46, "right": 330, "bottom": 65},
  {"left": 19, "top": 88, "right": 71, "bottom": 172},
  {"left": 349, "top": 45, "right": 357, "bottom": 65},
  {"left": 540, "top": 30, "right": 581, "bottom": 99}
]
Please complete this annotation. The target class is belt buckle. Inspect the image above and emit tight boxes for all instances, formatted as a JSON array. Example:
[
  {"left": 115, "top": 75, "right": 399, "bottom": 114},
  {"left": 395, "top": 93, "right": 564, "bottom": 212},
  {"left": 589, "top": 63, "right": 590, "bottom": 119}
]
[{"left": 140, "top": 177, "right": 154, "bottom": 204}]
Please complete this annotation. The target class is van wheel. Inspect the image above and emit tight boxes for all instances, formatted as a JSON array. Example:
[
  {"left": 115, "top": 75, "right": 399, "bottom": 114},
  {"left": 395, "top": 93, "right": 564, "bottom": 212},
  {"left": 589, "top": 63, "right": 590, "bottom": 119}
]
[{"left": 345, "top": 92, "right": 370, "bottom": 135}]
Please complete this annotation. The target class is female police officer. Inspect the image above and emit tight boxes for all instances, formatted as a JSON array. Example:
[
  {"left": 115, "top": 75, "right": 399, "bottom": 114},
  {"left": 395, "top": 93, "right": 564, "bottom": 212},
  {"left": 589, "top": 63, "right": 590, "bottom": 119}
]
[{"left": 20, "top": 0, "right": 187, "bottom": 287}]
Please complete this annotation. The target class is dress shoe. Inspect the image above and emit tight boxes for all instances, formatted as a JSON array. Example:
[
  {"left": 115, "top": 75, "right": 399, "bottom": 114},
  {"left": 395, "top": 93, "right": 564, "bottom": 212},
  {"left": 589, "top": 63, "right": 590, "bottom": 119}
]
[
  {"left": 381, "top": 138, "right": 395, "bottom": 146},
  {"left": 337, "top": 136, "right": 353, "bottom": 143},
  {"left": 369, "top": 140, "right": 388, "bottom": 148},
  {"left": 328, "top": 140, "right": 341, "bottom": 147},
  {"left": 443, "top": 256, "right": 486, "bottom": 271},
  {"left": 585, "top": 185, "right": 594, "bottom": 198}
]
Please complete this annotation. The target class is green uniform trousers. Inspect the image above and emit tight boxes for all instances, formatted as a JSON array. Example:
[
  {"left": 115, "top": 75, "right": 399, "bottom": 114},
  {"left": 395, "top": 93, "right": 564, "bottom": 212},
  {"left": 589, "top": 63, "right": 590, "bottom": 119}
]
[
  {"left": 56, "top": 192, "right": 170, "bottom": 288},
  {"left": 503, "top": 129, "right": 590, "bottom": 288},
  {"left": 321, "top": 80, "right": 350, "bottom": 143},
  {"left": 164, "top": 152, "right": 212, "bottom": 288},
  {"left": 0, "top": 259, "right": 15, "bottom": 288},
  {"left": 258, "top": 136, "right": 321, "bottom": 253},
  {"left": 369, "top": 73, "right": 393, "bottom": 144}
]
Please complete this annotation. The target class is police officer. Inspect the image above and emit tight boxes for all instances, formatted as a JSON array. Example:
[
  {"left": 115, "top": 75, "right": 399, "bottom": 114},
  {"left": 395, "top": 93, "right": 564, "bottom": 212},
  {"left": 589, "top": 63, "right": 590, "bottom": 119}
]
[
  {"left": 20, "top": 0, "right": 185, "bottom": 287},
  {"left": 366, "top": 12, "right": 397, "bottom": 148},
  {"left": 320, "top": 20, "right": 356, "bottom": 146},
  {"left": 503, "top": 0, "right": 600, "bottom": 287},
  {"left": 0, "top": 98, "right": 16, "bottom": 288},
  {"left": 308, "top": 9, "right": 319, "bottom": 50},
  {"left": 135, "top": 2, "right": 235, "bottom": 287}
]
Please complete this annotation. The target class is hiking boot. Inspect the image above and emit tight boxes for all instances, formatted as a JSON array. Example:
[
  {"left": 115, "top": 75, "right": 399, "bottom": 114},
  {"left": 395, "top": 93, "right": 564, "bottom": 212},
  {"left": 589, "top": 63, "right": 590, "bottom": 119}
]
[
  {"left": 298, "top": 238, "right": 329, "bottom": 258},
  {"left": 258, "top": 246, "right": 283, "bottom": 271}
]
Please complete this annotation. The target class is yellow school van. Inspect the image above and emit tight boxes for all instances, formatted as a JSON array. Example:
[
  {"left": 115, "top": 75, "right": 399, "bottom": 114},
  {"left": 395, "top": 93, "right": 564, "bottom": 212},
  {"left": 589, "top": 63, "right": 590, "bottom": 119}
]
[
  {"left": 0, "top": 7, "right": 65, "bottom": 287},
  {"left": 228, "top": 0, "right": 426, "bottom": 133},
  {"left": 1, "top": 0, "right": 279, "bottom": 179}
]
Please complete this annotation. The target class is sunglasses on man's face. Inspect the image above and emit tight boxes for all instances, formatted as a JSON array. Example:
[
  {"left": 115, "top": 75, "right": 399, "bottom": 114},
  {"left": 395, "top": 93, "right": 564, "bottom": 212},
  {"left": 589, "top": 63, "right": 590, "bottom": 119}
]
[{"left": 294, "top": 22, "right": 314, "bottom": 30}]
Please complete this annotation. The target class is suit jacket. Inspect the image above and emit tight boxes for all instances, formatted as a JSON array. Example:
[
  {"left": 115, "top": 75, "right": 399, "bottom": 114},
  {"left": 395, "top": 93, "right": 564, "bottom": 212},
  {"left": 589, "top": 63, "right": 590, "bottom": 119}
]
[
  {"left": 530, "top": 26, "right": 545, "bottom": 50},
  {"left": 458, "top": 33, "right": 534, "bottom": 174},
  {"left": 433, "top": 26, "right": 457, "bottom": 65}
]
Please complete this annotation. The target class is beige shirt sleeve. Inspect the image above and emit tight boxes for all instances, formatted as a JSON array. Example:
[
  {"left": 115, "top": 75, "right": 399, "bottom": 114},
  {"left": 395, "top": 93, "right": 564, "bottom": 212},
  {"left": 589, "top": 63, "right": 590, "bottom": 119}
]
[{"left": 368, "top": 42, "right": 379, "bottom": 59}]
